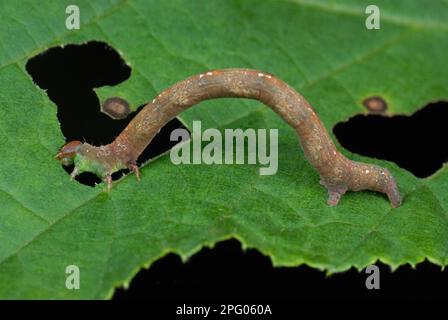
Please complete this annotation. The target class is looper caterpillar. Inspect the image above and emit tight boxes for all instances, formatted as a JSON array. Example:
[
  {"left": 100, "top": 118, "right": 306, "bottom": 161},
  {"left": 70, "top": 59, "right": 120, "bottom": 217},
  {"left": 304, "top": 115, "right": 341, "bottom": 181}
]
[{"left": 56, "top": 69, "right": 401, "bottom": 207}]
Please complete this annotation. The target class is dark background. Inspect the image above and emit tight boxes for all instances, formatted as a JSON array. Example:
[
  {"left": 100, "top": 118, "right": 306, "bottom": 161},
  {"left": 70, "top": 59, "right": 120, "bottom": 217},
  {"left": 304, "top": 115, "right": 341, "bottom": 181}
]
[
  {"left": 26, "top": 41, "right": 448, "bottom": 301},
  {"left": 113, "top": 239, "right": 447, "bottom": 301}
]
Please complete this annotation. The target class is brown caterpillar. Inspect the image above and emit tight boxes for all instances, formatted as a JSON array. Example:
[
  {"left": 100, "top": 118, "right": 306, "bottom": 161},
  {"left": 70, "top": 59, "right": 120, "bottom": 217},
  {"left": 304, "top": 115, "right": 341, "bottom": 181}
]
[{"left": 56, "top": 68, "right": 402, "bottom": 207}]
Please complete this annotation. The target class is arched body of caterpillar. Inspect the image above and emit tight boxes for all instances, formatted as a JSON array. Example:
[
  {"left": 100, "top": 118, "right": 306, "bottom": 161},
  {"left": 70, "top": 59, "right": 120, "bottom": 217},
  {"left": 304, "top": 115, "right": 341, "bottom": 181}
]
[{"left": 56, "top": 68, "right": 402, "bottom": 207}]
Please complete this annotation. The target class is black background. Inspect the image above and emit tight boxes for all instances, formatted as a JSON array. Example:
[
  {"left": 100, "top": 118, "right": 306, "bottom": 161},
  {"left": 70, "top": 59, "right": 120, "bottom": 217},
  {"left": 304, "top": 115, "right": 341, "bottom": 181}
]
[{"left": 113, "top": 239, "right": 447, "bottom": 301}]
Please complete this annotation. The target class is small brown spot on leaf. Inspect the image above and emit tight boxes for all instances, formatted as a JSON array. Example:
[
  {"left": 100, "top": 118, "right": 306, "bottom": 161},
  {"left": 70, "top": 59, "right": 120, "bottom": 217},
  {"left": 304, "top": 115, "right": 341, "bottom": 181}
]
[
  {"left": 102, "top": 97, "right": 131, "bottom": 119},
  {"left": 363, "top": 96, "right": 387, "bottom": 114}
]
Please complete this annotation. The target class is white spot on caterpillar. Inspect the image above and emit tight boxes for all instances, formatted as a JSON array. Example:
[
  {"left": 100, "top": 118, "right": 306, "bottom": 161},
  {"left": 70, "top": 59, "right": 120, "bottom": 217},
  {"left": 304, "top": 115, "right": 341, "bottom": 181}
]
[
  {"left": 258, "top": 73, "right": 264, "bottom": 77},
  {"left": 365, "top": 170, "right": 370, "bottom": 174},
  {"left": 117, "top": 142, "right": 127, "bottom": 151},
  {"left": 98, "top": 146, "right": 111, "bottom": 156},
  {"left": 152, "top": 99, "right": 156, "bottom": 103},
  {"left": 199, "top": 74, "right": 204, "bottom": 78},
  {"left": 206, "top": 72, "right": 213, "bottom": 76},
  {"left": 266, "top": 74, "right": 272, "bottom": 79}
]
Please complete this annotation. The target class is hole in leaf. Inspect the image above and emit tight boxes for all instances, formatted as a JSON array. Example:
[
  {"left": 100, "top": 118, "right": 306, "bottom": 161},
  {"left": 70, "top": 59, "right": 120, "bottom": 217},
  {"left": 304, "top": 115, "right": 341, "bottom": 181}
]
[
  {"left": 112, "top": 238, "right": 448, "bottom": 300},
  {"left": 334, "top": 101, "right": 448, "bottom": 178},
  {"left": 26, "top": 40, "right": 188, "bottom": 187}
]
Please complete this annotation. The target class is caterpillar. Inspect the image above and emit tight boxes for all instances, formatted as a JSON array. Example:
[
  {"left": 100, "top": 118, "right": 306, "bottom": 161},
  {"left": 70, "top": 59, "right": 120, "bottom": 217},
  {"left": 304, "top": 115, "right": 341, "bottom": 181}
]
[{"left": 56, "top": 68, "right": 402, "bottom": 207}]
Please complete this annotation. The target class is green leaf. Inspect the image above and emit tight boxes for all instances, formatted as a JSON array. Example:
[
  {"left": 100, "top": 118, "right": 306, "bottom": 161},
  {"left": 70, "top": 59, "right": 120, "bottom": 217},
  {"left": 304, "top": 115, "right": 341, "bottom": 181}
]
[{"left": 1, "top": 0, "right": 448, "bottom": 299}]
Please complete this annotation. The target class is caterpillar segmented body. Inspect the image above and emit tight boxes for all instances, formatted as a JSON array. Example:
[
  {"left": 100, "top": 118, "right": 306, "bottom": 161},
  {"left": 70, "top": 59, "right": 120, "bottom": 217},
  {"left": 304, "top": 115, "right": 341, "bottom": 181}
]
[{"left": 56, "top": 69, "right": 401, "bottom": 207}]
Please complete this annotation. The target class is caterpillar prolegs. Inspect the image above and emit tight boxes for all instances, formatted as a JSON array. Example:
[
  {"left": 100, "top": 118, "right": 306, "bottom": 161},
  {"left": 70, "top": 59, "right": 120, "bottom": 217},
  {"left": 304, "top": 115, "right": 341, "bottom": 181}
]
[{"left": 56, "top": 69, "right": 402, "bottom": 207}]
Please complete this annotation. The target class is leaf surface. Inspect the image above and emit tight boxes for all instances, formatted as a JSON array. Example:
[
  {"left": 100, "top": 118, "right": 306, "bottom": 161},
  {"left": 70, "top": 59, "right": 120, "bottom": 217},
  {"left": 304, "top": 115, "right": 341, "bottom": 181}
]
[{"left": 0, "top": 0, "right": 447, "bottom": 299}]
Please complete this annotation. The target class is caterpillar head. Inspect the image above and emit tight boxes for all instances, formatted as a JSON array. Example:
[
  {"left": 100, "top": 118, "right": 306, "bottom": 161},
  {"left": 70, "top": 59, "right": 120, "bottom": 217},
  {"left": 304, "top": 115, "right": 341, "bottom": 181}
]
[
  {"left": 55, "top": 140, "right": 140, "bottom": 191},
  {"left": 56, "top": 141, "right": 82, "bottom": 166}
]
